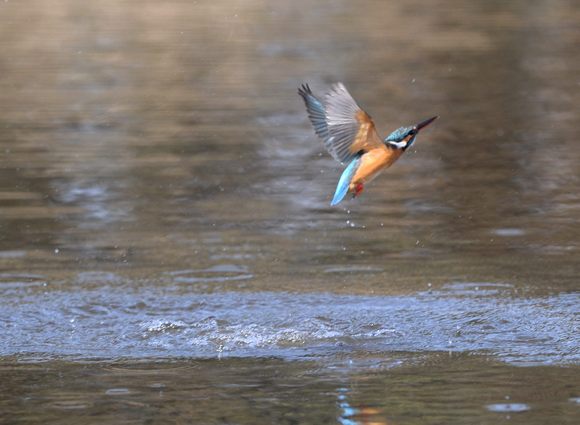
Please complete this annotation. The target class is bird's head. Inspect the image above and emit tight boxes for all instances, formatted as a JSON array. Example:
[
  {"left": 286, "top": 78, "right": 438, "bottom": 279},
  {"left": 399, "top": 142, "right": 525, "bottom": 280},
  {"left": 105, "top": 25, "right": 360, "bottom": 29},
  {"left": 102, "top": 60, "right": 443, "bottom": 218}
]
[{"left": 385, "top": 116, "right": 438, "bottom": 150}]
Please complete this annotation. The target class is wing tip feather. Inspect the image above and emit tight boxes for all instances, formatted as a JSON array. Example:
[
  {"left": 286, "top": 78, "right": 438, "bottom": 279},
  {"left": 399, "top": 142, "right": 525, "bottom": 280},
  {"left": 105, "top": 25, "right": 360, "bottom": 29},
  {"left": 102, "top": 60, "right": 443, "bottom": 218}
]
[{"left": 297, "top": 83, "right": 312, "bottom": 100}]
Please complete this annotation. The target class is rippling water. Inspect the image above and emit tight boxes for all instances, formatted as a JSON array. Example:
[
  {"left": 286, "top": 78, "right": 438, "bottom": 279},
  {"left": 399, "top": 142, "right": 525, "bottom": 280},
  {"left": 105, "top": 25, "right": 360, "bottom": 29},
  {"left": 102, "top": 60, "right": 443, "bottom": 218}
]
[
  {"left": 0, "top": 0, "right": 579, "bottom": 423},
  {"left": 1, "top": 283, "right": 578, "bottom": 365}
]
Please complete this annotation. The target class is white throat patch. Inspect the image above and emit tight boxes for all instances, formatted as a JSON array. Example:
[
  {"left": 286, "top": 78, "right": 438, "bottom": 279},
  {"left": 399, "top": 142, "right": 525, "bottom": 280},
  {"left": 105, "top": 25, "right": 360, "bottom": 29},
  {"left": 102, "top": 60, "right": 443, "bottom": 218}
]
[{"left": 388, "top": 141, "right": 407, "bottom": 149}]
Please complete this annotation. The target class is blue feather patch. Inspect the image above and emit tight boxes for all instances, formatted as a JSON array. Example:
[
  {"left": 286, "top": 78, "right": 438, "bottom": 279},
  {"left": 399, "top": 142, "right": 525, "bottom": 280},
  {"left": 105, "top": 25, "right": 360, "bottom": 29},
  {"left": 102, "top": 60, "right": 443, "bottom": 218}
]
[
  {"left": 331, "top": 156, "right": 361, "bottom": 206},
  {"left": 385, "top": 126, "right": 413, "bottom": 142}
]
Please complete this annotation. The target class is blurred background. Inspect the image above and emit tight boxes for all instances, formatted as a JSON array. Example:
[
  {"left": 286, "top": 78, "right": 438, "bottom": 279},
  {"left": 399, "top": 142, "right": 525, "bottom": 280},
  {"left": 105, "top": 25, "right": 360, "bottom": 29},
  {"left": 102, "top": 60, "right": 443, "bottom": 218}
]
[{"left": 0, "top": 1, "right": 578, "bottom": 424}]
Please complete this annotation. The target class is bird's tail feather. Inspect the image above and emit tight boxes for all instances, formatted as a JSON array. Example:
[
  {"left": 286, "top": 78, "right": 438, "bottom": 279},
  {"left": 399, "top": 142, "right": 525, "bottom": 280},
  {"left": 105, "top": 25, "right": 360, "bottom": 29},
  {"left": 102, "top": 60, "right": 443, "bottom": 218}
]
[{"left": 331, "top": 156, "right": 361, "bottom": 206}]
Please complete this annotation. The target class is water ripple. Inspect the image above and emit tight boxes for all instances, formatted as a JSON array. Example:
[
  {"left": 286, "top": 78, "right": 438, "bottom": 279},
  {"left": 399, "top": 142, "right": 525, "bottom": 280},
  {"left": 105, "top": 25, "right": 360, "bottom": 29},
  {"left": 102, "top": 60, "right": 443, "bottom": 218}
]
[{"left": 0, "top": 288, "right": 577, "bottom": 364}]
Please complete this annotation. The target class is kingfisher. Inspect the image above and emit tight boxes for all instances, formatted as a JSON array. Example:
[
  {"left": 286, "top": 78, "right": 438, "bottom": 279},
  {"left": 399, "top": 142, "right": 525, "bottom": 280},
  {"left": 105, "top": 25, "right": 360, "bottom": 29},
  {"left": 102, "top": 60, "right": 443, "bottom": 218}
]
[{"left": 298, "top": 82, "right": 437, "bottom": 206}]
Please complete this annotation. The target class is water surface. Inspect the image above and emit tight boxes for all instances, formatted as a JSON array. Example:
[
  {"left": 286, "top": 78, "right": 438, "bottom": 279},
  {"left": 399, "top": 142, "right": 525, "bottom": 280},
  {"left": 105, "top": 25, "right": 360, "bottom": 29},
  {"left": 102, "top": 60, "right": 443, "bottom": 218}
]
[{"left": 0, "top": 0, "right": 579, "bottom": 423}]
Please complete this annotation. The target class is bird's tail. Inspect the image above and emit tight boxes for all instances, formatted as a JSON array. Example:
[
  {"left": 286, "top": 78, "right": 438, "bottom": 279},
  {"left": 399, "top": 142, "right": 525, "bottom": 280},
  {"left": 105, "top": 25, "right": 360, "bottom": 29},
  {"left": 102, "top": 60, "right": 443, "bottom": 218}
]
[{"left": 331, "top": 156, "right": 361, "bottom": 206}]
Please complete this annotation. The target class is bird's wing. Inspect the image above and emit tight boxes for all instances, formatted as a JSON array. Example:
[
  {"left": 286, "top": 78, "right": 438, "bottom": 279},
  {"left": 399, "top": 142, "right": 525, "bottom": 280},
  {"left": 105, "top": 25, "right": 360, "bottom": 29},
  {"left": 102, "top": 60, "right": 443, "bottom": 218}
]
[
  {"left": 298, "top": 84, "right": 329, "bottom": 141},
  {"left": 299, "top": 83, "right": 384, "bottom": 164}
]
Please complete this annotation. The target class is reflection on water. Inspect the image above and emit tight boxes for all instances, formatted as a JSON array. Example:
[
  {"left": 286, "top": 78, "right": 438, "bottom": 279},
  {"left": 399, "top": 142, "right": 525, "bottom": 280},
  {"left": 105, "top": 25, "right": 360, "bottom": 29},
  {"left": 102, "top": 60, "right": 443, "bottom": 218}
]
[
  {"left": 0, "top": 0, "right": 579, "bottom": 423},
  {"left": 0, "top": 0, "right": 578, "bottom": 292},
  {"left": 0, "top": 355, "right": 578, "bottom": 425}
]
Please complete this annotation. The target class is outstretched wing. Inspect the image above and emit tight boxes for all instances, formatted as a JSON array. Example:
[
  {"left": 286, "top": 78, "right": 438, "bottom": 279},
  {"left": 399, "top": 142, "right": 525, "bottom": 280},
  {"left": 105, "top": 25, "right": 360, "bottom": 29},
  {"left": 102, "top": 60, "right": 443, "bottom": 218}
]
[
  {"left": 298, "top": 82, "right": 384, "bottom": 164},
  {"left": 298, "top": 84, "right": 329, "bottom": 142}
]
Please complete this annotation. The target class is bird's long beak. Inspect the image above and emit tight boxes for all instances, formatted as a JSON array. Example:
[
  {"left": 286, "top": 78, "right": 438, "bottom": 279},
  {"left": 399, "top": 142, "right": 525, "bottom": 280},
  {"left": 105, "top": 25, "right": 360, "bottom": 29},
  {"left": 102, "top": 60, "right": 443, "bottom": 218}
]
[{"left": 416, "top": 116, "right": 438, "bottom": 131}]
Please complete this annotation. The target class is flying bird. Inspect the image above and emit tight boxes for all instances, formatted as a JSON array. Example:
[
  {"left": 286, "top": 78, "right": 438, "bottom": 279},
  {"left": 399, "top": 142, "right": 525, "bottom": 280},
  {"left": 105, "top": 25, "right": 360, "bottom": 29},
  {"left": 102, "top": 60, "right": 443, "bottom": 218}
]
[{"left": 298, "top": 83, "right": 437, "bottom": 206}]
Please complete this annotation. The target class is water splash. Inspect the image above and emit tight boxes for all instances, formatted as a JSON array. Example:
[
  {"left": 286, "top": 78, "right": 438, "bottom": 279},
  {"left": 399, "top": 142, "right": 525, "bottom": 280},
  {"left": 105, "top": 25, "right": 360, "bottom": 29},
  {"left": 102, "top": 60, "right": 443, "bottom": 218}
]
[{"left": 0, "top": 286, "right": 577, "bottom": 364}]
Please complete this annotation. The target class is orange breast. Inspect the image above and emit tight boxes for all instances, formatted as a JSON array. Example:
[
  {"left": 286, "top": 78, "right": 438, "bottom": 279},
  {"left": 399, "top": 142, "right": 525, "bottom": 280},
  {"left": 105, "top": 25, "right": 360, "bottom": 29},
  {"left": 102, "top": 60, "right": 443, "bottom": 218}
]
[{"left": 350, "top": 147, "right": 402, "bottom": 187}]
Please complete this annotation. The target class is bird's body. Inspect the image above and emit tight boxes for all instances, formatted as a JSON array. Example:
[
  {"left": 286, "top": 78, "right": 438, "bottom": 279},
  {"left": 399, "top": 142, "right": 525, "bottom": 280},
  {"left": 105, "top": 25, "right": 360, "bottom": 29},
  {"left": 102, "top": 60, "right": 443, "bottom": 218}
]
[
  {"left": 351, "top": 146, "right": 402, "bottom": 188},
  {"left": 298, "top": 82, "right": 437, "bottom": 205}
]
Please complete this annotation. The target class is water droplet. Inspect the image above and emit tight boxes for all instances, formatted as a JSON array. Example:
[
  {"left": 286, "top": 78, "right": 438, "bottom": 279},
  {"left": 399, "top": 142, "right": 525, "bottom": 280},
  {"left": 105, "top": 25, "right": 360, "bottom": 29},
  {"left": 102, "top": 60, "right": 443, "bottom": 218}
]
[
  {"left": 486, "top": 403, "right": 530, "bottom": 413},
  {"left": 106, "top": 388, "right": 130, "bottom": 396},
  {"left": 493, "top": 228, "right": 526, "bottom": 237}
]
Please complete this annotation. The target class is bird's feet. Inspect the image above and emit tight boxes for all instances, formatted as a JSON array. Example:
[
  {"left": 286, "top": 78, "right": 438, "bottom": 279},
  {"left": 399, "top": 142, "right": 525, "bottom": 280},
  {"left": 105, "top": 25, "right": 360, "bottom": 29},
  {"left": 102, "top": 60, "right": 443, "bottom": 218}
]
[{"left": 352, "top": 182, "right": 364, "bottom": 198}]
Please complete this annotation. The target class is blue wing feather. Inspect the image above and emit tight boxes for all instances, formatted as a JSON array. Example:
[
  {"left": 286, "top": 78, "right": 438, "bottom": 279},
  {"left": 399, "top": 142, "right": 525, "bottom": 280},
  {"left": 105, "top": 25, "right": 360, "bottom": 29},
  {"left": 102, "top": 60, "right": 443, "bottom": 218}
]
[
  {"left": 298, "top": 84, "right": 329, "bottom": 140},
  {"left": 331, "top": 156, "right": 361, "bottom": 206}
]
